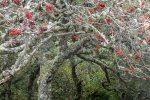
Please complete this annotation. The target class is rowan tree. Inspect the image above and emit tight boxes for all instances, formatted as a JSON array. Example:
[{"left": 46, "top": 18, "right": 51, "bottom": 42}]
[{"left": 0, "top": 0, "right": 150, "bottom": 100}]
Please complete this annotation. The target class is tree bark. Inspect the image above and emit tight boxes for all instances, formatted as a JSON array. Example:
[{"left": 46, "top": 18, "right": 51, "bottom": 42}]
[
  {"left": 38, "top": 80, "right": 51, "bottom": 100},
  {"left": 4, "top": 80, "right": 11, "bottom": 100},
  {"left": 37, "top": 37, "right": 90, "bottom": 100}
]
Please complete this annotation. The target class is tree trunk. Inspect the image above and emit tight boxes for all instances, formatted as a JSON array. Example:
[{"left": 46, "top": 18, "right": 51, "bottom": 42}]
[
  {"left": 70, "top": 58, "right": 82, "bottom": 100},
  {"left": 5, "top": 80, "right": 11, "bottom": 100},
  {"left": 37, "top": 38, "right": 90, "bottom": 100},
  {"left": 38, "top": 80, "right": 51, "bottom": 100}
]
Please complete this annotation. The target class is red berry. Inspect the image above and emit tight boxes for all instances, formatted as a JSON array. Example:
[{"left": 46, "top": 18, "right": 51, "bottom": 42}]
[
  {"left": 127, "top": 6, "right": 135, "bottom": 12},
  {"left": 97, "top": 2, "right": 105, "bottom": 10},
  {"left": 140, "top": 0, "right": 145, "bottom": 6},
  {"left": 105, "top": 16, "right": 111, "bottom": 24},
  {"left": 114, "top": 48, "right": 124, "bottom": 57},
  {"left": 135, "top": 52, "right": 142, "bottom": 61},
  {"left": 146, "top": 36, "right": 150, "bottom": 44},
  {"left": 38, "top": 27, "right": 48, "bottom": 34},
  {"left": 13, "top": 0, "right": 21, "bottom": 5},
  {"left": 45, "top": 3, "right": 55, "bottom": 14},
  {"left": 9, "top": 28, "right": 22, "bottom": 37},
  {"left": 72, "top": 34, "right": 78, "bottom": 42},
  {"left": 25, "top": 10, "right": 32, "bottom": 20},
  {"left": 40, "top": 27, "right": 48, "bottom": 32},
  {"left": 146, "top": 25, "right": 150, "bottom": 30}
]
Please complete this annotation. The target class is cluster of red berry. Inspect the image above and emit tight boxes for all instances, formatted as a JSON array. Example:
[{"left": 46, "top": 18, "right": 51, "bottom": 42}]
[
  {"left": 9, "top": 1, "right": 56, "bottom": 37},
  {"left": 9, "top": 28, "right": 22, "bottom": 37},
  {"left": 115, "top": 48, "right": 142, "bottom": 61}
]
